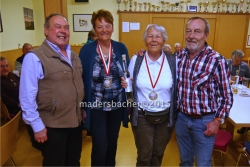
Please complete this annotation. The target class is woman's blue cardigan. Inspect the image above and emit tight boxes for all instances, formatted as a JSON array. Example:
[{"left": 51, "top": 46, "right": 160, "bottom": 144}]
[{"left": 79, "top": 40, "right": 130, "bottom": 131}]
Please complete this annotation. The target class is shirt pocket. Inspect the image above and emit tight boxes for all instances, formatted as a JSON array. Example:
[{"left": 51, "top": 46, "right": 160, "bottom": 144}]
[{"left": 192, "top": 70, "right": 210, "bottom": 89}]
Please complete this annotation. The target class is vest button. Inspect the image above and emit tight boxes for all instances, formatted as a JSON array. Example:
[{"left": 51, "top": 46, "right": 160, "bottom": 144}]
[{"left": 63, "top": 71, "right": 66, "bottom": 74}]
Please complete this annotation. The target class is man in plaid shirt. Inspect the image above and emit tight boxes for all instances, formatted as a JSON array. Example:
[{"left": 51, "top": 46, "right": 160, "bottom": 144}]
[{"left": 175, "top": 17, "right": 233, "bottom": 166}]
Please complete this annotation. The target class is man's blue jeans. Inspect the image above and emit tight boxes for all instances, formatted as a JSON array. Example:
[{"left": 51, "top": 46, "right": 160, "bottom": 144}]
[{"left": 175, "top": 111, "right": 215, "bottom": 167}]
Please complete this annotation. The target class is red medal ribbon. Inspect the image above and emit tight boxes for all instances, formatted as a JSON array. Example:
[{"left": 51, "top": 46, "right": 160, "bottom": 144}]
[
  {"left": 145, "top": 53, "right": 165, "bottom": 89},
  {"left": 97, "top": 43, "right": 112, "bottom": 76}
]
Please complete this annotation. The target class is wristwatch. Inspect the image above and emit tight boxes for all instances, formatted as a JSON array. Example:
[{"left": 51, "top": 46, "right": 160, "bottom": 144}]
[{"left": 214, "top": 117, "right": 225, "bottom": 124}]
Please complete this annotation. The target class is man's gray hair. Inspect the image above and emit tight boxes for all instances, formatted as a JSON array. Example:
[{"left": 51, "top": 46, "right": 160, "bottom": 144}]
[
  {"left": 143, "top": 24, "right": 168, "bottom": 42},
  {"left": 187, "top": 17, "right": 210, "bottom": 34},
  {"left": 44, "top": 13, "right": 67, "bottom": 28},
  {"left": 174, "top": 43, "right": 181, "bottom": 47},
  {"left": 231, "top": 50, "right": 244, "bottom": 59}
]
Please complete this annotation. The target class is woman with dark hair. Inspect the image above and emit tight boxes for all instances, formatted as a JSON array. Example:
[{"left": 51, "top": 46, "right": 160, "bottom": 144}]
[
  {"left": 79, "top": 9, "right": 130, "bottom": 166},
  {"left": 86, "top": 29, "right": 97, "bottom": 44}
]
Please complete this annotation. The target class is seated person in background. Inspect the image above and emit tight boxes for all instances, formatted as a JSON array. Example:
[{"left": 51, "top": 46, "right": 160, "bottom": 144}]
[
  {"left": 227, "top": 50, "right": 250, "bottom": 134},
  {"left": 86, "top": 29, "right": 97, "bottom": 44},
  {"left": 174, "top": 42, "right": 181, "bottom": 55},
  {"left": 162, "top": 44, "right": 172, "bottom": 54},
  {"left": 0, "top": 57, "right": 21, "bottom": 117},
  {"left": 15, "top": 43, "right": 32, "bottom": 72},
  {"left": 227, "top": 50, "right": 250, "bottom": 83}
]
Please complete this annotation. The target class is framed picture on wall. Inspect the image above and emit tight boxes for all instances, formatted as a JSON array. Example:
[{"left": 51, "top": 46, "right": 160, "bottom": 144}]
[
  {"left": 0, "top": 11, "right": 3, "bottom": 32},
  {"left": 189, "top": 6, "right": 197, "bottom": 12},
  {"left": 248, "top": 35, "right": 250, "bottom": 46},
  {"left": 73, "top": 14, "right": 92, "bottom": 32},
  {"left": 23, "top": 7, "right": 35, "bottom": 30}
]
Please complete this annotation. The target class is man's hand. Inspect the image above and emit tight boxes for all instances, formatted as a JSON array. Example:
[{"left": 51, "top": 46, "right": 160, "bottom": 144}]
[
  {"left": 204, "top": 119, "right": 220, "bottom": 136},
  {"left": 135, "top": 49, "right": 145, "bottom": 56},
  {"left": 34, "top": 128, "right": 47, "bottom": 143}
]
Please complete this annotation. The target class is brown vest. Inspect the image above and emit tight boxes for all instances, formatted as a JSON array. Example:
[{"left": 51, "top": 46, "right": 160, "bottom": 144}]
[{"left": 32, "top": 40, "right": 84, "bottom": 128}]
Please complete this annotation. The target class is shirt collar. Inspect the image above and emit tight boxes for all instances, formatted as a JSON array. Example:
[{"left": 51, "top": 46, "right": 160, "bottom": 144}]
[
  {"left": 145, "top": 51, "right": 164, "bottom": 65},
  {"left": 45, "top": 39, "right": 70, "bottom": 52}
]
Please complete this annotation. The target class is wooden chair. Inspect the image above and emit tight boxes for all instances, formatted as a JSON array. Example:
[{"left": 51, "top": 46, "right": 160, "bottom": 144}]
[
  {"left": 236, "top": 142, "right": 250, "bottom": 166},
  {"left": 0, "top": 111, "right": 21, "bottom": 166},
  {"left": 213, "top": 130, "right": 232, "bottom": 166},
  {"left": 0, "top": 97, "right": 11, "bottom": 120}
]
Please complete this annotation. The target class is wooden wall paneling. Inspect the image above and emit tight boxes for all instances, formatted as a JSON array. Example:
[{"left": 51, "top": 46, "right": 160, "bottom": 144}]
[
  {"left": 152, "top": 17, "right": 185, "bottom": 50},
  {"left": 216, "top": 14, "right": 247, "bottom": 59},
  {"left": 119, "top": 12, "right": 151, "bottom": 58},
  {"left": 43, "top": 0, "right": 68, "bottom": 19},
  {"left": 0, "top": 49, "right": 22, "bottom": 71}
]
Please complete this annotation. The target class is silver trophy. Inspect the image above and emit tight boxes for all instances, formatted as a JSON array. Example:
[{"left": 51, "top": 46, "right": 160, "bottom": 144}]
[
  {"left": 231, "top": 2, "right": 235, "bottom": 13},
  {"left": 239, "top": 0, "right": 244, "bottom": 13},
  {"left": 143, "top": 2, "right": 147, "bottom": 11},
  {"left": 129, "top": 0, "right": 133, "bottom": 11},
  {"left": 123, "top": 0, "right": 128, "bottom": 11},
  {"left": 134, "top": 1, "right": 137, "bottom": 11},
  {"left": 117, "top": 0, "right": 121, "bottom": 11},
  {"left": 235, "top": 2, "right": 240, "bottom": 13},
  {"left": 165, "top": 2, "right": 170, "bottom": 12},
  {"left": 161, "top": 0, "right": 165, "bottom": 12},
  {"left": 138, "top": 3, "right": 142, "bottom": 11},
  {"left": 226, "top": 2, "right": 230, "bottom": 13},
  {"left": 198, "top": 2, "right": 203, "bottom": 12},
  {"left": 246, "top": 0, "right": 250, "bottom": 13}
]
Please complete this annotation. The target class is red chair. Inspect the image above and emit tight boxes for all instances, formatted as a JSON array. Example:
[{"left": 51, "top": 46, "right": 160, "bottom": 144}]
[{"left": 213, "top": 130, "right": 232, "bottom": 166}]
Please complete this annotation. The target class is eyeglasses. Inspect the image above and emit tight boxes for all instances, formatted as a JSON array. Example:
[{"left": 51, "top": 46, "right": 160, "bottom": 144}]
[{"left": 10, "top": 79, "right": 17, "bottom": 86}]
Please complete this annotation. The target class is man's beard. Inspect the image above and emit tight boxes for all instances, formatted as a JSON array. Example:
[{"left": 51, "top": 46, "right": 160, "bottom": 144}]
[{"left": 186, "top": 40, "right": 203, "bottom": 52}]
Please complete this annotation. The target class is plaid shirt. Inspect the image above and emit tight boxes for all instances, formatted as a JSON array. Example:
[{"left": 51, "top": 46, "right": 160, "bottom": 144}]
[
  {"left": 177, "top": 43, "right": 233, "bottom": 118},
  {"left": 91, "top": 48, "right": 124, "bottom": 111}
]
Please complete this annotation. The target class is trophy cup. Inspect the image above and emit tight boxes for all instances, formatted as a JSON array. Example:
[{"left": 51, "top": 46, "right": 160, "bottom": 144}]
[
  {"left": 143, "top": 2, "right": 147, "bottom": 11},
  {"left": 246, "top": 0, "right": 250, "bottom": 13},
  {"left": 129, "top": 0, "right": 133, "bottom": 11},
  {"left": 212, "top": 1, "right": 218, "bottom": 13},
  {"left": 231, "top": 2, "right": 235, "bottom": 13},
  {"left": 152, "top": 5, "right": 156, "bottom": 12},
  {"left": 123, "top": 0, "right": 128, "bottom": 11},
  {"left": 217, "top": 0, "right": 221, "bottom": 12},
  {"left": 180, "top": 1, "right": 185, "bottom": 12},
  {"left": 198, "top": 2, "right": 203, "bottom": 12},
  {"left": 221, "top": 0, "right": 226, "bottom": 13},
  {"left": 161, "top": 0, "right": 165, "bottom": 12},
  {"left": 148, "top": 3, "right": 151, "bottom": 11},
  {"left": 186, "top": 0, "right": 191, "bottom": 12},
  {"left": 165, "top": 2, "right": 170, "bottom": 12},
  {"left": 235, "top": 2, "right": 240, "bottom": 13},
  {"left": 138, "top": 3, "right": 142, "bottom": 11},
  {"left": 117, "top": 0, "right": 121, "bottom": 11},
  {"left": 134, "top": 1, "right": 137, "bottom": 11},
  {"left": 239, "top": 0, "right": 244, "bottom": 13},
  {"left": 156, "top": 6, "right": 160, "bottom": 12},
  {"left": 203, "top": 1, "right": 209, "bottom": 12},
  {"left": 171, "top": 4, "right": 175, "bottom": 11},
  {"left": 175, "top": 2, "right": 180, "bottom": 11},
  {"left": 226, "top": 2, "right": 230, "bottom": 12}
]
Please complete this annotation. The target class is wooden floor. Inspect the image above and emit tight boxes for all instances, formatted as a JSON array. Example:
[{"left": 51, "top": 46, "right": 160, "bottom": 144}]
[{"left": 3, "top": 121, "right": 249, "bottom": 167}]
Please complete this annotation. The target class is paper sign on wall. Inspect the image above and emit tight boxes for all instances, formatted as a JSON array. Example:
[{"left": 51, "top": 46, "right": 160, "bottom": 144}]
[
  {"left": 130, "top": 23, "right": 140, "bottom": 30},
  {"left": 122, "top": 22, "right": 129, "bottom": 32}
]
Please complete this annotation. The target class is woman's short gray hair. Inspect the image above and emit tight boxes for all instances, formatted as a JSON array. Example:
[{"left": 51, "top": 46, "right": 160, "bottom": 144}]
[
  {"left": 231, "top": 50, "right": 244, "bottom": 59},
  {"left": 142, "top": 24, "right": 168, "bottom": 42}
]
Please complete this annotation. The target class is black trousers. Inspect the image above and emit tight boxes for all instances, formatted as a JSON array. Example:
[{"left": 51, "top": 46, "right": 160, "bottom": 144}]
[
  {"left": 90, "top": 108, "right": 123, "bottom": 167},
  {"left": 26, "top": 125, "right": 82, "bottom": 166}
]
